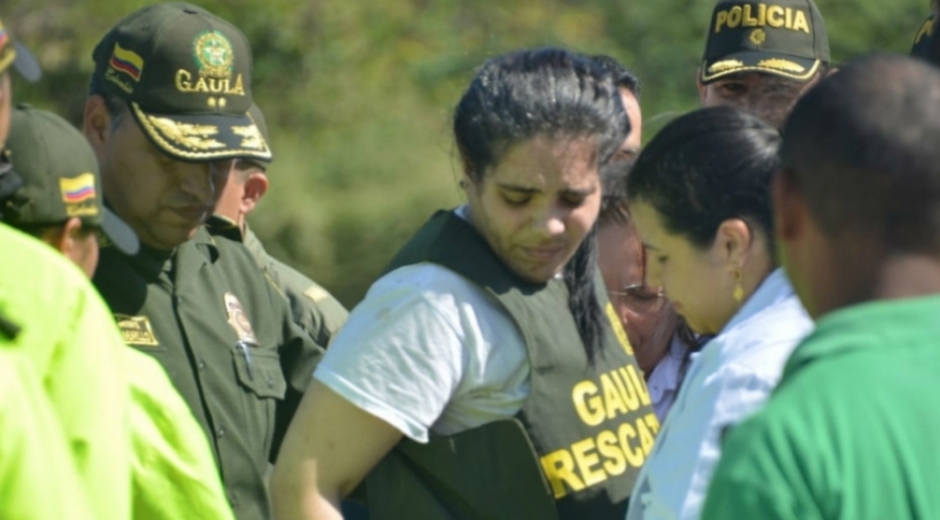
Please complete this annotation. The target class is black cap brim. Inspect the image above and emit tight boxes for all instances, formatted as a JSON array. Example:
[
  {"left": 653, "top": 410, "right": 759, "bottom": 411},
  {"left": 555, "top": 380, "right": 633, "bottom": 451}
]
[
  {"left": 129, "top": 102, "right": 271, "bottom": 163},
  {"left": 12, "top": 42, "right": 41, "bottom": 83},
  {"left": 701, "top": 50, "right": 821, "bottom": 83},
  {"left": 101, "top": 207, "right": 139, "bottom": 255}
]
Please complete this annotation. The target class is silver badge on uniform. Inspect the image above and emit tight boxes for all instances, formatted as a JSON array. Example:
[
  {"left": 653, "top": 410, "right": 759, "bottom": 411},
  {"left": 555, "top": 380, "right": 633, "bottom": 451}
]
[{"left": 224, "top": 292, "right": 258, "bottom": 345}]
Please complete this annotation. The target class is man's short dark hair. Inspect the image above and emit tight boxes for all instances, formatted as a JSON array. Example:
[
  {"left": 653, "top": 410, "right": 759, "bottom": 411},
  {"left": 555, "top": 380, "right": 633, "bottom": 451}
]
[
  {"left": 88, "top": 73, "right": 128, "bottom": 125},
  {"left": 782, "top": 54, "right": 940, "bottom": 254},
  {"left": 588, "top": 54, "right": 641, "bottom": 99},
  {"left": 598, "top": 159, "right": 631, "bottom": 226}
]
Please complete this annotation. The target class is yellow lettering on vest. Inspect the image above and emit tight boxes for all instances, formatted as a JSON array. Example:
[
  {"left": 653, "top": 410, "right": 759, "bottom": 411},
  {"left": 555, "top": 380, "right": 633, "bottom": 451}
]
[
  {"left": 195, "top": 76, "right": 209, "bottom": 93},
  {"left": 601, "top": 374, "right": 629, "bottom": 420},
  {"left": 572, "top": 381, "right": 605, "bottom": 427},
  {"left": 175, "top": 69, "right": 193, "bottom": 91},
  {"left": 715, "top": 11, "right": 729, "bottom": 33},
  {"left": 637, "top": 417, "right": 656, "bottom": 455},
  {"left": 727, "top": 6, "right": 743, "bottom": 28},
  {"left": 571, "top": 438, "right": 606, "bottom": 488},
  {"left": 767, "top": 5, "right": 785, "bottom": 27},
  {"left": 596, "top": 430, "right": 627, "bottom": 476},
  {"left": 540, "top": 449, "right": 585, "bottom": 499},
  {"left": 916, "top": 19, "right": 935, "bottom": 44},
  {"left": 792, "top": 10, "right": 810, "bottom": 33},
  {"left": 624, "top": 365, "right": 652, "bottom": 406},
  {"left": 757, "top": 3, "right": 767, "bottom": 25},
  {"left": 615, "top": 368, "right": 640, "bottom": 411},
  {"left": 617, "top": 422, "right": 645, "bottom": 467},
  {"left": 785, "top": 7, "right": 793, "bottom": 29},
  {"left": 743, "top": 5, "right": 758, "bottom": 27},
  {"left": 644, "top": 413, "right": 661, "bottom": 436}
]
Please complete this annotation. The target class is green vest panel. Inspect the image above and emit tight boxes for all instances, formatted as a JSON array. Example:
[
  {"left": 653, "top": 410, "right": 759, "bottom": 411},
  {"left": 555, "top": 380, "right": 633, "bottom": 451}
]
[{"left": 365, "top": 210, "right": 659, "bottom": 520}]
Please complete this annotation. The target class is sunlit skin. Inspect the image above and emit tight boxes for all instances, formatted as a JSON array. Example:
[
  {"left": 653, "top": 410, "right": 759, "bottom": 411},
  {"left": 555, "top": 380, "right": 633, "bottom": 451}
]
[
  {"left": 83, "top": 96, "right": 231, "bottom": 250},
  {"left": 597, "top": 219, "right": 678, "bottom": 376},
  {"left": 464, "top": 135, "right": 603, "bottom": 284},
  {"left": 36, "top": 217, "right": 100, "bottom": 278},
  {"left": 214, "top": 159, "right": 268, "bottom": 233},
  {"left": 0, "top": 72, "right": 12, "bottom": 147},
  {"left": 630, "top": 201, "right": 772, "bottom": 335},
  {"left": 698, "top": 71, "right": 821, "bottom": 129},
  {"left": 613, "top": 88, "right": 642, "bottom": 163}
]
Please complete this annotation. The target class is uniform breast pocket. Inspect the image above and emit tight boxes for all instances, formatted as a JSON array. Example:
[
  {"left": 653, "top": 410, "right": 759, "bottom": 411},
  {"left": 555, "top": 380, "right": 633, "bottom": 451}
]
[{"left": 231, "top": 343, "right": 288, "bottom": 400}]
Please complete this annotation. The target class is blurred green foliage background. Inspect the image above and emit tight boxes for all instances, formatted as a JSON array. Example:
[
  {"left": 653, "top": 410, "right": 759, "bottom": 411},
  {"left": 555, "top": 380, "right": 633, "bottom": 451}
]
[{"left": 3, "top": 0, "right": 930, "bottom": 307}]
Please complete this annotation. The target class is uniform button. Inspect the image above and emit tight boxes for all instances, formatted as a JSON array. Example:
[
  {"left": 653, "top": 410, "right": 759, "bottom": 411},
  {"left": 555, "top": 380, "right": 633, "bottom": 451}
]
[
  {"left": 197, "top": 358, "right": 206, "bottom": 370},
  {"left": 266, "top": 376, "right": 274, "bottom": 388},
  {"left": 216, "top": 425, "right": 226, "bottom": 438}
]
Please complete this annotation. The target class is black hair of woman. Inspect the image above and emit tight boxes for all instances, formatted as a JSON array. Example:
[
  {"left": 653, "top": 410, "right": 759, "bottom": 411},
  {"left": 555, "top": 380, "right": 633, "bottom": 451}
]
[
  {"left": 454, "top": 47, "right": 630, "bottom": 361},
  {"left": 626, "top": 106, "right": 780, "bottom": 255}
]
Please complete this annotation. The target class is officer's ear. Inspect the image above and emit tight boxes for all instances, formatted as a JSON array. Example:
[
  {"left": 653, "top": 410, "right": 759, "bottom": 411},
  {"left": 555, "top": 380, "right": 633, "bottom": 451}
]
[
  {"left": 40, "top": 217, "right": 81, "bottom": 257},
  {"left": 241, "top": 170, "right": 268, "bottom": 216},
  {"left": 83, "top": 95, "right": 112, "bottom": 159},
  {"left": 696, "top": 68, "right": 708, "bottom": 105}
]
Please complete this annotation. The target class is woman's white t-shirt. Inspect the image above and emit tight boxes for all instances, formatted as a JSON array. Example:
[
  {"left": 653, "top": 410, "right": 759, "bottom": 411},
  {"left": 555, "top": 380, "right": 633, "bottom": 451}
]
[{"left": 313, "top": 261, "right": 531, "bottom": 443}]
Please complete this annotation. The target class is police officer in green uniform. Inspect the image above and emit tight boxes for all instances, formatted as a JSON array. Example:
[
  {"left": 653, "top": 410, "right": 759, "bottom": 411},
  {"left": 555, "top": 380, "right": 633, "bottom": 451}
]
[
  {"left": 696, "top": 0, "right": 830, "bottom": 128},
  {"left": 271, "top": 48, "right": 658, "bottom": 520},
  {"left": 82, "top": 5, "right": 326, "bottom": 520},
  {"left": 208, "top": 102, "right": 348, "bottom": 346}
]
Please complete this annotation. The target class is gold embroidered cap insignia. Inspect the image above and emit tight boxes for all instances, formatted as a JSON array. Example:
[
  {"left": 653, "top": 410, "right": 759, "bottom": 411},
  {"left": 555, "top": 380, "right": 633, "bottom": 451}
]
[
  {"left": 194, "top": 30, "right": 234, "bottom": 79},
  {"left": 757, "top": 58, "right": 806, "bottom": 73},
  {"left": 750, "top": 28, "right": 767, "bottom": 46},
  {"left": 707, "top": 59, "right": 745, "bottom": 74}
]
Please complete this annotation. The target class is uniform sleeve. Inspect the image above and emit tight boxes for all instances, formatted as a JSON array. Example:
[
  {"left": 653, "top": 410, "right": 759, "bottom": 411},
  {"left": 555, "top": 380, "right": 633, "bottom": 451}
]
[
  {"left": 0, "top": 352, "right": 95, "bottom": 520},
  {"left": 124, "top": 349, "right": 236, "bottom": 520},
  {"left": 313, "top": 273, "right": 471, "bottom": 443},
  {"left": 269, "top": 273, "right": 329, "bottom": 462},
  {"left": 268, "top": 256, "right": 349, "bottom": 344}
]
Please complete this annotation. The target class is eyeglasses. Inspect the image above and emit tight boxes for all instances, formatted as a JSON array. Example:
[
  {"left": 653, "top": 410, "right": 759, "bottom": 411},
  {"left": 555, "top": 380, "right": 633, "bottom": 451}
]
[{"left": 608, "top": 282, "right": 667, "bottom": 312}]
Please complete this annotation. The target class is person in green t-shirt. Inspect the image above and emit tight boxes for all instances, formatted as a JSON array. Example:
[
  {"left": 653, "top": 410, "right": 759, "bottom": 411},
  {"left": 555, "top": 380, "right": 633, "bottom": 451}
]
[{"left": 702, "top": 54, "right": 940, "bottom": 519}]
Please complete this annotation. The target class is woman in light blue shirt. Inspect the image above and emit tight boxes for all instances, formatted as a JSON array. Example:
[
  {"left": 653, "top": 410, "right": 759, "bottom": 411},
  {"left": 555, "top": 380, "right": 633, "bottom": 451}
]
[{"left": 623, "top": 107, "right": 813, "bottom": 520}]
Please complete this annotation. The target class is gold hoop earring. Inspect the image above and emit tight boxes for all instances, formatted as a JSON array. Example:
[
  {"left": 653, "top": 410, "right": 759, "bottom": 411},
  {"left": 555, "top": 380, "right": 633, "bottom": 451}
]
[{"left": 732, "top": 268, "right": 745, "bottom": 303}]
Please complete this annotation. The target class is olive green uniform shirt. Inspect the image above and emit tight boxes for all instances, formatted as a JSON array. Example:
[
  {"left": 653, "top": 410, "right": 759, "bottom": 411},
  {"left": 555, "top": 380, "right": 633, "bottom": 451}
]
[
  {"left": 206, "top": 215, "right": 348, "bottom": 346},
  {"left": 703, "top": 296, "right": 940, "bottom": 519},
  {"left": 94, "top": 226, "right": 326, "bottom": 520}
]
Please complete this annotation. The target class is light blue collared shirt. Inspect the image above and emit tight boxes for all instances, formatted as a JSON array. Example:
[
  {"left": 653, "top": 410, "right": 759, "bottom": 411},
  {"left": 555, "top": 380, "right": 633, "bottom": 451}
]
[{"left": 625, "top": 268, "right": 813, "bottom": 520}]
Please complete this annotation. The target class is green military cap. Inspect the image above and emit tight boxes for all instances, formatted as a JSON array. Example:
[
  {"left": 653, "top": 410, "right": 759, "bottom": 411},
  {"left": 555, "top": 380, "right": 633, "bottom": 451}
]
[
  {"left": 911, "top": 15, "right": 940, "bottom": 66},
  {"left": 0, "top": 105, "right": 139, "bottom": 254},
  {"left": 700, "top": 0, "right": 830, "bottom": 83},
  {"left": 0, "top": 16, "right": 41, "bottom": 82},
  {"left": 91, "top": 3, "right": 270, "bottom": 163},
  {"left": 241, "top": 103, "right": 272, "bottom": 170}
]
